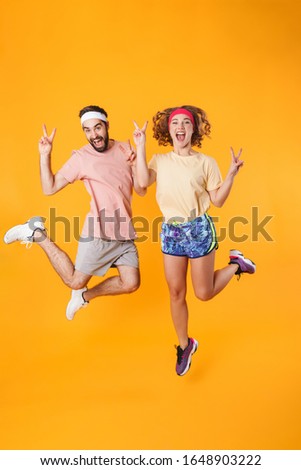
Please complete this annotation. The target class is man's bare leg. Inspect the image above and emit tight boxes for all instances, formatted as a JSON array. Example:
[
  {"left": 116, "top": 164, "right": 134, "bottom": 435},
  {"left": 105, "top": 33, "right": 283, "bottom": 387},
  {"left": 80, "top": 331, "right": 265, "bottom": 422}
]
[{"left": 34, "top": 230, "right": 92, "bottom": 289}]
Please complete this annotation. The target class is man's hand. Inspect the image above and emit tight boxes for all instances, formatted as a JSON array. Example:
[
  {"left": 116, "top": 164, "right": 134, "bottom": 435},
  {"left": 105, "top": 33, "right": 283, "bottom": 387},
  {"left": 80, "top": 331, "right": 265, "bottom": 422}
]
[
  {"left": 119, "top": 140, "right": 137, "bottom": 166},
  {"left": 39, "top": 124, "right": 56, "bottom": 158}
]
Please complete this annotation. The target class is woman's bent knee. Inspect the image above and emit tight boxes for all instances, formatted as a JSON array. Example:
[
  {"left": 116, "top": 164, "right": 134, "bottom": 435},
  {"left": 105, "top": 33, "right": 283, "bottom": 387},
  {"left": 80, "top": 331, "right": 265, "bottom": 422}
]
[{"left": 194, "top": 289, "right": 214, "bottom": 301}]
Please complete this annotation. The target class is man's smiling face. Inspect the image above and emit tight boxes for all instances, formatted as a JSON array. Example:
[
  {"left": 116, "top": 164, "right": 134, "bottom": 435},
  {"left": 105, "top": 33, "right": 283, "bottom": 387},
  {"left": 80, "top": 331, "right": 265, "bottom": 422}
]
[{"left": 82, "top": 118, "right": 109, "bottom": 152}]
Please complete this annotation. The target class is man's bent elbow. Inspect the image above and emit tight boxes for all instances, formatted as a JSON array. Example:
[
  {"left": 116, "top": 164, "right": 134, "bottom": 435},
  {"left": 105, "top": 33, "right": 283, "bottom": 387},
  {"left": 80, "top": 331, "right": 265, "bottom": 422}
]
[{"left": 42, "top": 186, "right": 57, "bottom": 196}]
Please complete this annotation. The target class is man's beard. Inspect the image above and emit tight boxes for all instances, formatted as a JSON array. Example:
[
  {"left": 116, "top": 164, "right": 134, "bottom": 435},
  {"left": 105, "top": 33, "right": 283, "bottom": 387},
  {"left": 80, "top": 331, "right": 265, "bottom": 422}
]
[{"left": 90, "top": 132, "right": 109, "bottom": 152}]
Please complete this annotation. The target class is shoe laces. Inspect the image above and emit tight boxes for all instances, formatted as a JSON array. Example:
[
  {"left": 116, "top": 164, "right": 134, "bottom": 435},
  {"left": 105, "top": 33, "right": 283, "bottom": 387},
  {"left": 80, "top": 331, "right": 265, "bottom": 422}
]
[
  {"left": 234, "top": 266, "right": 242, "bottom": 280},
  {"left": 175, "top": 345, "right": 184, "bottom": 365},
  {"left": 20, "top": 228, "right": 46, "bottom": 249},
  {"left": 20, "top": 239, "right": 33, "bottom": 249},
  {"left": 229, "top": 261, "right": 241, "bottom": 280}
]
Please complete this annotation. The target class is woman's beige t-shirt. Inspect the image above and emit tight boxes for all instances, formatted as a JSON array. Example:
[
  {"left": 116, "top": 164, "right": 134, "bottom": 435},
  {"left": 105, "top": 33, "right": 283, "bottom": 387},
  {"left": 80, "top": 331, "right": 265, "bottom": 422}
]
[{"left": 148, "top": 151, "right": 223, "bottom": 223}]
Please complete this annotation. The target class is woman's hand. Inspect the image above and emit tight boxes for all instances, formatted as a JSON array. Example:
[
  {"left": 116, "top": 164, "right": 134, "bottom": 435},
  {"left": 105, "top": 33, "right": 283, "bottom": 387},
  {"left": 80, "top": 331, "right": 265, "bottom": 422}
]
[
  {"left": 228, "top": 147, "right": 244, "bottom": 177},
  {"left": 133, "top": 121, "right": 148, "bottom": 147}
]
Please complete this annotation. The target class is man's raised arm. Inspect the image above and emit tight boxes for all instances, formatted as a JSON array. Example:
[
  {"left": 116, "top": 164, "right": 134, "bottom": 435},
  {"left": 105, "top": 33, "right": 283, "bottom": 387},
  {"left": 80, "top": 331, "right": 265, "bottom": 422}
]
[{"left": 39, "top": 124, "right": 69, "bottom": 195}]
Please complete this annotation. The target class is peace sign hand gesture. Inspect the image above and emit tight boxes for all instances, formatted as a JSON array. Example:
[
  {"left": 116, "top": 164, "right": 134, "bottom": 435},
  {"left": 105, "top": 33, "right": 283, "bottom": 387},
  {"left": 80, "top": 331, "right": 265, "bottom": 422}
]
[
  {"left": 133, "top": 121, "right": 148, "bottom": 147},
  {"left": 39, "top": 124, "right": 56, "bottom": 158},
  {"left": 119, "top": 140, "right": 137, "bottom": 166},
  {"left": 228, "top": 147, "right": 244, "bottom": 177}
]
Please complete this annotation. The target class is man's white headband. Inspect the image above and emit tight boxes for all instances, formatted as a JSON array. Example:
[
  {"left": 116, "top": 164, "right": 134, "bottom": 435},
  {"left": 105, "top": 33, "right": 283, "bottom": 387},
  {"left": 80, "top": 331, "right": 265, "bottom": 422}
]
[{"left": 80, "top": 111, "right": 107, "bottom": 125}]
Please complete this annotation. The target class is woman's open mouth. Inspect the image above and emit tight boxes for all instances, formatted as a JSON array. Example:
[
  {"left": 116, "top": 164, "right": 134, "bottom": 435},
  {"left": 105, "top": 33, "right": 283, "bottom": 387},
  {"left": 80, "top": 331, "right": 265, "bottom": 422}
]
[{"left": 176, "top": 132, "right": 185, "bottom": 142}]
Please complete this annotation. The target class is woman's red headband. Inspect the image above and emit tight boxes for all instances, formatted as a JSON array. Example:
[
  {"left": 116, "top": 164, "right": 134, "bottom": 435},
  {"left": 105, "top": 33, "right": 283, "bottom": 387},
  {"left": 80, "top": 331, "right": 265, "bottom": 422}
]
[{"left": 168, "top": 108, "right": 195, "bottom": 127}]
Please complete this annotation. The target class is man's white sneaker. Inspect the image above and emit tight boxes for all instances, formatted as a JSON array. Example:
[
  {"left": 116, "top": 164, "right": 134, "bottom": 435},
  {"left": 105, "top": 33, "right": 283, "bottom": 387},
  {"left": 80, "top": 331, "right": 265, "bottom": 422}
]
[
  {"left": 4, "top": 216, "right": 45, "bottom": 247},
  {"left": 66, "top": 287, "right": 88, "bottom": 321}
]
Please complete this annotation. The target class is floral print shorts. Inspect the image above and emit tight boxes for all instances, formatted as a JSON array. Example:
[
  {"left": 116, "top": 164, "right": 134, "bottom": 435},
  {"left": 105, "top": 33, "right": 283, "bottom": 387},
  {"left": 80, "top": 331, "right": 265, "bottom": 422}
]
[{"left": 160, "top": 213, "right": 218, "bottom": 258}]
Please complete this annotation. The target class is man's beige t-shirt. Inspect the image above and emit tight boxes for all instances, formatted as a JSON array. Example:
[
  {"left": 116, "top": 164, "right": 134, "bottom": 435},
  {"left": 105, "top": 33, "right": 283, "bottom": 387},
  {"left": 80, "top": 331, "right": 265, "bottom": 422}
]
[{"left": 148, "top": 151, "right": 223, "bottom": 223}]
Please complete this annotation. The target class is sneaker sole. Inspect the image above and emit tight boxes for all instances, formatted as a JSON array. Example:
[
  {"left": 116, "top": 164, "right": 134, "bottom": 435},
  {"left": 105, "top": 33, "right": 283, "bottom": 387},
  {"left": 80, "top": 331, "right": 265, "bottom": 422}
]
[
  {"left": 178, "top": 340, "right": 199, "bottom": 376},
  {"left": 230, "top": 250, "right": 243, "bottom": 256}
]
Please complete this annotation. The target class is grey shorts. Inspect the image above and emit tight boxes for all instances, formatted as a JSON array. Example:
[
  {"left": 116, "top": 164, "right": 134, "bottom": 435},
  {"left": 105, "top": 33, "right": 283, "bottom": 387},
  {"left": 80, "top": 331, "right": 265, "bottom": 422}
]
[{"left": 75, "top": 238, "right": 139, "bottom": 277}]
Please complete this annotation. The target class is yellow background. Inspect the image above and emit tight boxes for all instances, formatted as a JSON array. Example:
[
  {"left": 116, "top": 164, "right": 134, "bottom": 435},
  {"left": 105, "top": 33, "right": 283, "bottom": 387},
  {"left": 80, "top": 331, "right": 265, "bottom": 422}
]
[{"left": 1, "top": 0, "right": 300, "bottom": 450}]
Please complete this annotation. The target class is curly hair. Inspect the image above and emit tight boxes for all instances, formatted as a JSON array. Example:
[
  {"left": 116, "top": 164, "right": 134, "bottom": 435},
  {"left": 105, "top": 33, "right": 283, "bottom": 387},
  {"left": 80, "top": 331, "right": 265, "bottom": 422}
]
[{"left": 152, "top": 105, "right": 211, "bottom": 147}]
